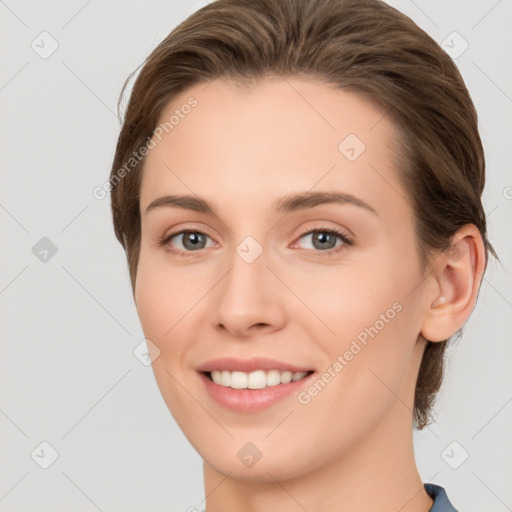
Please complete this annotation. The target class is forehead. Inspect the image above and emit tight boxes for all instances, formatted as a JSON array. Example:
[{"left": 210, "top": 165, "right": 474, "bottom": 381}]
[{"left": 139, "top": 77, "right": 407, "bottom": 220}]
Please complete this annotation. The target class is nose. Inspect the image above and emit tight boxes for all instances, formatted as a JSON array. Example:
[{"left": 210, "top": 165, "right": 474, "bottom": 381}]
[{"left": 212, "top": 242, "right": 287, "bottom": 338}]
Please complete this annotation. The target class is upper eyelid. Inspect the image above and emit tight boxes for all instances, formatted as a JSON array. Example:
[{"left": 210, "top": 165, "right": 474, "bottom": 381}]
[
  {"left": 163, "top": 219, "right": 350, "bottom": 237},
  {"left": 165, "top": 223, "right": 346, "bottom": 236}
]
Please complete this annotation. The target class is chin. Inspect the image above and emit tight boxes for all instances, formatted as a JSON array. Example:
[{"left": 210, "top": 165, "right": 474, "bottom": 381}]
[{"left": 203, "top": 452, "right": 309, "bottom": 482}]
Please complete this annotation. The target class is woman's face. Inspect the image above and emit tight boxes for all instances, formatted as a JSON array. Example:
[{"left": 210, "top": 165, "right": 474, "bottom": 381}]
[{"left": 135, "top": 77, "right": 433, "bottom": 480}]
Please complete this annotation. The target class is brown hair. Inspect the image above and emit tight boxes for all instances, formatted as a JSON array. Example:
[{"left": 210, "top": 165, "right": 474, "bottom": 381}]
[{"left": 109, "top": 0, "right": 498, "bottom": 430}]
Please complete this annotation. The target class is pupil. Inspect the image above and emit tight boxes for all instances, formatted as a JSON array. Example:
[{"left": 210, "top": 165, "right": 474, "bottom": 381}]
[
  {"left": 314, "top": 231, "right": 335, "bottom": 250},
  {"left": 184, "top": 232, "right": 205, "bottom": 250}
]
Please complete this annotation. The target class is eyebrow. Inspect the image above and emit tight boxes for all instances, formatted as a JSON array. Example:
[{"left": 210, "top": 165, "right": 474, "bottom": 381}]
[{"left": 144, "top": 191, "right": 378, "bottom": 216}]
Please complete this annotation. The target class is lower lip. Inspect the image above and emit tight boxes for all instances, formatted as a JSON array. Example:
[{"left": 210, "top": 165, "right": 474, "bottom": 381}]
[{"left": 198, "top": 371, "right": 315, "bottom": 412}]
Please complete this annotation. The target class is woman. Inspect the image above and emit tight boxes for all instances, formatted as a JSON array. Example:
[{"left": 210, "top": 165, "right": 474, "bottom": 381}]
[{"left": 109, "top": 0, "right": 498, "bottom": 510}]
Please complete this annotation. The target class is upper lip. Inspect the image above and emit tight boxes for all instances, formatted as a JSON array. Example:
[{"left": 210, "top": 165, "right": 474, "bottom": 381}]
[{"left": 196, "top": 357, "right": 314, "bottom": 373}]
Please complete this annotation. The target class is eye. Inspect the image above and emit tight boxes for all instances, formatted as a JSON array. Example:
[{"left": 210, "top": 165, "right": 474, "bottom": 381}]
[
  {"left": 157, "top": 225, "right": 353, "bottom": 257},
  {"left": 294, "top": 226, "right": 353, "bottom": 255},
  {"left": 159, "top": 230, "right": 215, "bottom": 254}
]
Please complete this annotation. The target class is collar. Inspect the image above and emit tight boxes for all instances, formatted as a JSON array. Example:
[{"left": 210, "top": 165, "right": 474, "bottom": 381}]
[{"left": 424, "top": 483, "right": 459, "bottom": 511}]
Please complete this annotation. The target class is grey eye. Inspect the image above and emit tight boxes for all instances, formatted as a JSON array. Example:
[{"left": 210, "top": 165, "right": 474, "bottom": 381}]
[
  {"left": 299, "top": 230, "right": 343, "bottom": 251},
  {"left": 172, "top": 231, "right": 210, "bottom": 251}
]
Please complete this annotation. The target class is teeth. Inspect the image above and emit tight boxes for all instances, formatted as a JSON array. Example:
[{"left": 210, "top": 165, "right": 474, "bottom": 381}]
[{"left": 209, "top": 369, "right": 309, "bottom": 389}]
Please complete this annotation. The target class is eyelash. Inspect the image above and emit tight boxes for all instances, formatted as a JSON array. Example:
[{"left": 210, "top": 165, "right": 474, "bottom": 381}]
[{"left": 157, "top": 225, "right": 354, "bottom": 258}]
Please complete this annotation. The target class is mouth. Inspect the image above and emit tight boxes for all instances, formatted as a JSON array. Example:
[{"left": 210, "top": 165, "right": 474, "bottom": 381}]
[
  {"left": 197, "top": 368, "right": 316, "bottom": 412},
  {"left": 195, "top": 356, "right": 316, "bottom": 411},
  {"left": 200, "top": 369, "right": 315, "bottom": 389}
]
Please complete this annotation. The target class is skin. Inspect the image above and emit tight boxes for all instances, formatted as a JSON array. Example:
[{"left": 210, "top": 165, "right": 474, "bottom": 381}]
[{"left": 134, "top": 77, "right": 485, "bottom": 512}]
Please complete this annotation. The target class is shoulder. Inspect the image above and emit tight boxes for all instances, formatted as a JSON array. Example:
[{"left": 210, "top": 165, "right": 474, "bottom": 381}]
[{"left": 424, "top": 483, "right": 459, "bottom": 512}]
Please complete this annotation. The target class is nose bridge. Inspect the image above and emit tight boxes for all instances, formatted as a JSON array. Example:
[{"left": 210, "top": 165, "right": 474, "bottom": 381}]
[
  {"left": 212, "top": 232, "right": 285, "bottom": 333},
  {"left": 224, "top": 233, "right": 269, "bottom": 298}
]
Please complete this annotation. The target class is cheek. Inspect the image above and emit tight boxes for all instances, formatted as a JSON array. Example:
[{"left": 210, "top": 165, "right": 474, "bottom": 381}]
[
  {"left": 286, "top": 251, "right": 400, "bottom": 342},
  {"left": 134, "top": 273, "right": 167, "bottom": 342},
  {"left": 134, "top": 251, "right": 201, "bottom": 420},
  {"left": 291, "top": 248, "right": 417, "bottom": 401},
  {"left": 134, "top": 248, "right": 184, "bottom": 345},
  {"left": 294, "top": 301, "right": 414, "bottom": 449},
  {"left": 134, "top": 248, "right": 214, "bottom": 361}
]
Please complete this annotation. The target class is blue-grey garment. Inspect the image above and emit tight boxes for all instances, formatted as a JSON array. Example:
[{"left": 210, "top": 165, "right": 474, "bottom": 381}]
[{"left": 425, "top": 483, "right": 459, "bottom": 511}]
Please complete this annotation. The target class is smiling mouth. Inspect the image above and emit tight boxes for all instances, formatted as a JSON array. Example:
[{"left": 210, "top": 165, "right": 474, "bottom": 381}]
[{"left": 201, "top": 369, "right": 315, "bottom": 389}]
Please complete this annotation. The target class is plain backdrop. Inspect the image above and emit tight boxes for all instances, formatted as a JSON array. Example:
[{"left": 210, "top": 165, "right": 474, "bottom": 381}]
[{"left": 1, "top": 0, "right": 511, "bottom": 511}]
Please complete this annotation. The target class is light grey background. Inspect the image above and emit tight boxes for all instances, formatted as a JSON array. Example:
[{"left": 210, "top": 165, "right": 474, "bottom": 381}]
[{"left": 0, "top": 0, "right": 511, "bottom": 511}]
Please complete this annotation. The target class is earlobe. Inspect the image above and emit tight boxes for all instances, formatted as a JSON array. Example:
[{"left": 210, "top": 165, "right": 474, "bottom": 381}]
[{"left": 420, "top": 224, "right": 486, "bottom": 343}]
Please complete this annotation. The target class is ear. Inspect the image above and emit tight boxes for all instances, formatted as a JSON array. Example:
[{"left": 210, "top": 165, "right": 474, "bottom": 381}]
[{"left": 420, "top": 224, "right": 487, "bottom": 343}]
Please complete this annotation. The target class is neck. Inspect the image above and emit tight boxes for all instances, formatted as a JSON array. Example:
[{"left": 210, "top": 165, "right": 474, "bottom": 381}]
[{"left": 202, "top": 401, "right": 434, "bottom": 512}]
